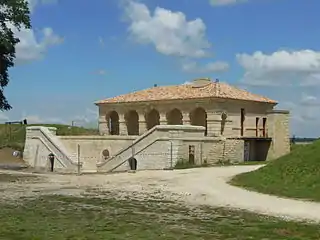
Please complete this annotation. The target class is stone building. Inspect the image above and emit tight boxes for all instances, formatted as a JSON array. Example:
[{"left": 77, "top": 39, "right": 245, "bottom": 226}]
[{"left": 23, "top": 78, "right": 290, "bottom": 173}]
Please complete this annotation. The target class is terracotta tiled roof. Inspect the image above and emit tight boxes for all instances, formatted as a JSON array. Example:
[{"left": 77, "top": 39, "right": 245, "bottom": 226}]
[{"left": 95, "top": 80, "right": 277, "bottom": 104}]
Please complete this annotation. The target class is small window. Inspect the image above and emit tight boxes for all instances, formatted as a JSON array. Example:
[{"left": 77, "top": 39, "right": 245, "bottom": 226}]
[
  {"left": 102, "top": 149, "right": 110, "bottom": 160},
  {"left": 189, "top": 145, "right": 195, "bottom": 165},
  {"left": 240, "top": 108, "right": 245, "bottom": 136},
  {"left": 256, "top": 117, "right": 259, "bottom": 137},
  {"left": 262, "top": 118, "right": 267, "bottom": 137}
]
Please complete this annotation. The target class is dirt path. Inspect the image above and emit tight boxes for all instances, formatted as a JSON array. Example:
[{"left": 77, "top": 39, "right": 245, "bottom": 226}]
[{"left": 1, "top": 165, "right": 320, "bottom": 223}]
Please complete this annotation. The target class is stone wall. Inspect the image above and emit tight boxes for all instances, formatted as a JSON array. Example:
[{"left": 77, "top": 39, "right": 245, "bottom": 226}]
[
  {"left": 266, "top": 110, "right": 290, "bottom": 160},
  {"left": 60, "top": 126, "right": 247, "bottom": 172},
  {"left": 59, "top": 136, "right": 136, "bottom": 171}
]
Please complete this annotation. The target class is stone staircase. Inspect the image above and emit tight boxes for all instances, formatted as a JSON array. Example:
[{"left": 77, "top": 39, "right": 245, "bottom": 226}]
[
  {"left": 24, "top": 126, "right": 81, "bottom": 171},
  {"left": 97, "top": 125, "right": 162, "bottom": 172}
]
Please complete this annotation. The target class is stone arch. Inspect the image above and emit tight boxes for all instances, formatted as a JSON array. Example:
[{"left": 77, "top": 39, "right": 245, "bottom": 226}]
[
  {"left": 145, "top": 109, "right": 160, "bottom": 130},
  {"left": 107, "top": 111, "right": 119, "bottom": 135},
  {"left": 166, "top": 108, "right": 183, "bottom": 125},
  {"left": 190, "top": 107, "right": 207, "bottom": 136},
  {"left": 125, "top": 110, "right": 139, "bottom": 135}
]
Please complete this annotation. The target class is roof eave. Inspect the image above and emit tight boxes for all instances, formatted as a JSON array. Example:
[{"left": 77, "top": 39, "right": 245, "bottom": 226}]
[{"left": 94, "top": 97, "right": 278, "bottom": 105}]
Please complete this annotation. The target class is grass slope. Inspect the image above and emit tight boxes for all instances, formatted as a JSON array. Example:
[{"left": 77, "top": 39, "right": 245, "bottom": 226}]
[
  {"left": 230, "top": 142, "right": 320, "bottom": 202},
  {"left": 0, "top": 124, "right": 99, "bottom": 151},
  {"left": 0, "top": 193, "right": 319, "bottom": 239}
]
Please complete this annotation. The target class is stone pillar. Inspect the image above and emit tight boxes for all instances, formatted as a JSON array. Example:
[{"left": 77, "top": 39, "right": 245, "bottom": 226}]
[
  {"left": 266, "top": 110, "right": 290, "bottom": 160},
  {"left": 138, "top": 111, "right": 147, "bottom": 135},
  {"left": 159, "top": 112, "right": 167, "bottom": 125},
  {"left": 182, "top": 112, "right": 190, "bottom": 125},
  {"left": 119, "top": 113, "right": 128, "bottom": 135},
  {"left": 98, "top": 114, "right": 109, "bottom": 135}
]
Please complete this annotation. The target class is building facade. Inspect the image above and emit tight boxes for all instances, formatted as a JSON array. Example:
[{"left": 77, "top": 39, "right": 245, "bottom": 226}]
[
  {"left": 95, "top": 78, "right": 290, "bottom": 162},
  {"left": 23, "top": 78, "right": 290, "bottom": 173}
]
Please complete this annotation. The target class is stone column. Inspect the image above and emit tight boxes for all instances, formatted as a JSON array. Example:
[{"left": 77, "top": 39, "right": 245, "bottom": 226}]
[
  {"left": 138, "top": 111, "right": 147, "bottom": 135},
  {"left": 159, "top": 112, "right": 167, "bottom": 125},
  {"left": 118, "top": 113, "right": 128, "bottom": 135},
  {"left": 98, "top": 114, "right": 109, "bottom": 135},
  {"left": 182, "top": 112, "right": 190, "bottom": 125}
]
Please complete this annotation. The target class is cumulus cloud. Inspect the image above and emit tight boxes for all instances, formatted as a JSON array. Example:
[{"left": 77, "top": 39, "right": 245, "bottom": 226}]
[
  {"left": 27, "top": 0, "right": 58, "bottom": 12},
  {"left": 11, "top": 24, "right": 63, "bottom": 64},
  {"left": 124, "top": 1, "right": 211, "bottom": 58},
  {"left": 209, "top": 0, "right": 247, "bottom": 6},
  {"left": 2, "top": 0, "right": 63, "bottom": 64},
  {"left": 277, "top": 93, "right": 320, "bottom": 137},
  {"left": 237, "top": 50, "right": 320, "bottom": 86},
  {"left": 182, "top": 61, "right": 229, "bottom": 73}
]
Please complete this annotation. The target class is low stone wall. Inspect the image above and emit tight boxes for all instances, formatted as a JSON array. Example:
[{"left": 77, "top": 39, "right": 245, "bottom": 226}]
[
  {"left": 59, "top": 136, "right": 136, "bottom": 171},
  {"left": 24, "top": 125, "right": 247, "bottom": 173}
]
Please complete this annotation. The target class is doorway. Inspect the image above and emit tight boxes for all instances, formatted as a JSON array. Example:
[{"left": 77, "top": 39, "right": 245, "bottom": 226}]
[
  {"left": 128, "top": 157, "right": 137, "bottom": 170},
  {"left": 189, "top": 145, "right": 195, "bottom": 165}
]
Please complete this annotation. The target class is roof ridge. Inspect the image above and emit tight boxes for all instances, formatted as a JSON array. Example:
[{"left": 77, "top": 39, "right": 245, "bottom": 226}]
[{"left": 95, "top": 80, "right": 277, "bottom": 104}]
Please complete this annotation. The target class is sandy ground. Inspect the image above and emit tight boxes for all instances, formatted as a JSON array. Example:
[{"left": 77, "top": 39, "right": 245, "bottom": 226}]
[{"left": 1, "top": 165, "right": 320, "bottom": 223}]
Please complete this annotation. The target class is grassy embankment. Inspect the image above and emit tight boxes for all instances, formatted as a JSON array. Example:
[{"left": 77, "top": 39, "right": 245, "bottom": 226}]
[
  {"left": 231, "top": 142, "right": 320, "bottom": 202},
  {"left": 0, "top": 123, "right": 99, "bottom": 151}
]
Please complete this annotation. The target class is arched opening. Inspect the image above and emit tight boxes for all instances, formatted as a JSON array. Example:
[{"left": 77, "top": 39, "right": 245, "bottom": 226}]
[
  {"left": 102, "top": 149, "right": 110, "bottom": 160},
  {"left": 107, "top": 111, "right": 119, "bottom": 135},
  {"left": 146, "top": 109, "right": 160, "bottom": 130},
  {"left": 166, "top": 108, "right": 183, "bottom": 125},
  {"left": 190, "top": 107, "right": 207, "bottom": 136},
  {"left": 128, "top": 157, "right": 137, "bottom": 170},
  {"left": 125, "top": 110, "right": 139, "bottom": 135}
]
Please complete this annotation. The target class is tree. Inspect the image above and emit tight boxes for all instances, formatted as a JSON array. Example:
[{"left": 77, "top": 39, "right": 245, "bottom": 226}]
[{"left": 0, "top": 0, "right": 31, "bottom": 111}]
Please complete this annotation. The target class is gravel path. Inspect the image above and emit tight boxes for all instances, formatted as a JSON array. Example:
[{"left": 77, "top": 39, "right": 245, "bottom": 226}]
[{"left": 1, "top": 165, "right": 320, "bottom": 223}]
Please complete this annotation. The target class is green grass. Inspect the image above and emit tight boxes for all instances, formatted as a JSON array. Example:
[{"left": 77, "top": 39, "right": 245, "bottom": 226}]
[
  {"left": 230, "top": 141, "right": 320, "bottom": 202},
  {"left": 0, "top": 124, "right": 99, "bottom": 151},
  {"left": 0, "top": 193, "right": 319, "bottom": 239}
]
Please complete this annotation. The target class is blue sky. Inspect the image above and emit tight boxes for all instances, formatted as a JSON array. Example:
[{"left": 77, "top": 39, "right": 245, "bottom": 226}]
[{"left": 2, "top": 0, "right": 320, "bottom": 137}]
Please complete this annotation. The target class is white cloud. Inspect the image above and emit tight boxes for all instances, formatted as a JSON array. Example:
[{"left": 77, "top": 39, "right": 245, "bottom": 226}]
[
  {"left": 0, "top": 0, "right": 63, "bottom": 65},
  {"left": 27, "top": 0, "right": 58, "bottom": 12},
  {"left": 237, "top": 50, "right": 320, "bottom": 86},
  {"left": 277, "top": 93, "right": 320, "bottom": 137},
  {"left": 300, "top": 93, "right": 320, "bottom": 106},
  {"left": 209, "top": 0, "right": 247, "bottom": 6},
  {"left": 124, "top": 1, "right": 211, "bottom": 58},
  {"left": 182, "top": 61, "right": 229, "bottom": 73},
  {"left": 11, "top": 24, "right": 63, "bottom": 64},
  {"left": 94, "top": 69, "right": 107, "bottom": 76}
]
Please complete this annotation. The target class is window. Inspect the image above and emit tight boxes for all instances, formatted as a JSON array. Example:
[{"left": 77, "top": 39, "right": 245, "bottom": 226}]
[
  {"left": 255, "top": 117, "right": 259, "bottom": 137},
  {"left": 240, "top": 108, "right": 245, "bottom": 136},
  {"left": 102, "top": 149, "right": 110, "bottom": 160},
  {"left": 189, "top": 145, "right": 195, "bottom": 165},
  {"left": 262, "top": 118, "right": 267, "bottom": 137}
]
